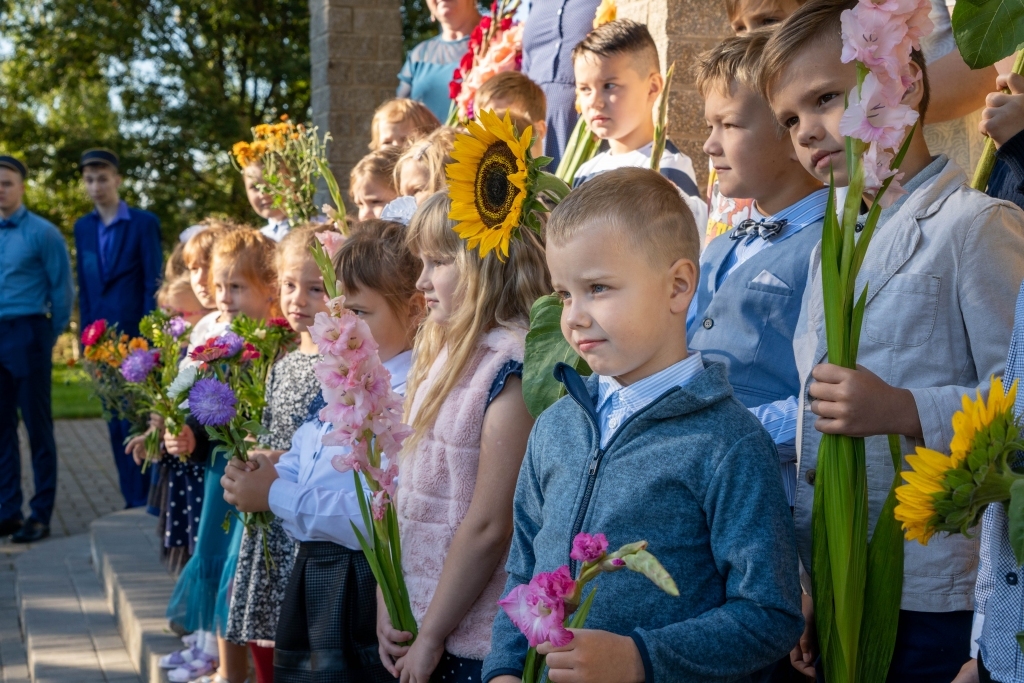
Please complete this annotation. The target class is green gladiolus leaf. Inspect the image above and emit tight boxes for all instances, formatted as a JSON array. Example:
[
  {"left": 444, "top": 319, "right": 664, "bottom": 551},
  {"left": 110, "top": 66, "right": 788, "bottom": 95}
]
[
  {"left": 1016, "top": 631, "right": 1024, "bottom": 655},
  {"left": 523, "top": 295, "right": 591, "bottom": 418},
  {"left": 951, "top": 0, "right": 1024, "bottom": 69},
  {"left": 1008, "top": 479, "right": 1024, "bottom": 565},
  {"left": 608, "top": 540, "right": 647, "bottom": 558},
  {"left": 622, "top": 549, "right": 679, "bottom": 596}
]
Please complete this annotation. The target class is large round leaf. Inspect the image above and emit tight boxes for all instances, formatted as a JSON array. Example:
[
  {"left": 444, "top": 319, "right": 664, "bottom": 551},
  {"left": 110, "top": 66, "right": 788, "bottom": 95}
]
[{"left": 952, "top": 0, "right": 1024, "bottom": 69}]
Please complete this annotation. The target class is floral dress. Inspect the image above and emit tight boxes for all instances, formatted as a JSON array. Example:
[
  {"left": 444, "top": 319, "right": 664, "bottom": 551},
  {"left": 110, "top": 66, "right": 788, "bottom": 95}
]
[{"left": 225, "top": 351, "right": 321, "bottom": 644}]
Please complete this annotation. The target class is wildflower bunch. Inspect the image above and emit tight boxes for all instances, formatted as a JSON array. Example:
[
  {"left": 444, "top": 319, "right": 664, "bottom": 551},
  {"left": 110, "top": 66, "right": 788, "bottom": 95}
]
[
  {"left": 80, "top": 319, "right": 141, "bottom": 423},
  {"left": 230, "top": 115, "right": 293, "bottom": 169},
  {"left": 448, "top": 0, "right": 523, "bottom": 124}
]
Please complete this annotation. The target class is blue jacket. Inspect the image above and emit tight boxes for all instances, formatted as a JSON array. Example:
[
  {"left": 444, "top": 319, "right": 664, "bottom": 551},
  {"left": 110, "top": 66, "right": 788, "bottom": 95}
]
[
  {"left": 74, "top": 206, "right": 162, "bottom": 337},
  {"left": 482, "top": 362, "right": 803, "bottom": 683},
  {"left": 688, "top": 221, "right": 822, "bottom": 408}
]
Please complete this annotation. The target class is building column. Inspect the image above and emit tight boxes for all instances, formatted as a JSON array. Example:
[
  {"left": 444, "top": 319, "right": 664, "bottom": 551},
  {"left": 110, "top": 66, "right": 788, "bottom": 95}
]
[{"left": 309, "top": 0, "right": 404, "bottom": 209}]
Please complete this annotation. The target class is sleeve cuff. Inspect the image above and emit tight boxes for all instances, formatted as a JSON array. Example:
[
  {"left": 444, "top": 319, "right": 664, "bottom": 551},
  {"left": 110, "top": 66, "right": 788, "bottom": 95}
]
[
  {"left": 629, "top": 631, "right": 655, "bottom": 683},
  {"left": 971, "top": 612, "right": 985, "bottom": 659},
  {"left": 268, "top": 478, "right": 300, "bottom": 520},
  {"left": 482, "top": 668, "right": 524, "bottom": 683},
  {"left": 906, "top": 387, "right": 949, "bottom": 451}
]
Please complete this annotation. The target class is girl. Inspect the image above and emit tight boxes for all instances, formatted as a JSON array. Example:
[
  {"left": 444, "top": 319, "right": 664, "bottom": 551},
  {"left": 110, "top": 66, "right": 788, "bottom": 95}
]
[
  {"left": 243, "top": 162, "right": 290, "bottom": 242},
  {"left": 224, "top": 225, "right": 332, "bottom": 683},
  {"left": 370, "top": 98, "right": 441, "bottom": 150},
  {"left": 378, "top": 192, "right": 549, "bottom": 683},
  {"left": 394, "top": 128, "right": 457, "bottom": 205},
  {"left": 219, "top": 220, "right": 424, "bottom": 683},
  {"left": 351, "top": 146, "right": 403, "bottom": 221},
  {"left": 164, "top": 228, "right": 279, "bottom": 683}
]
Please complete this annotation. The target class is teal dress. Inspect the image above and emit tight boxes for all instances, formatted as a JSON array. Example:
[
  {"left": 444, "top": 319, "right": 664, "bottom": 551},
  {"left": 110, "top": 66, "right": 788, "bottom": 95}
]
[{"left": 397, "top": 34, "right": 469, "bottom": 122}]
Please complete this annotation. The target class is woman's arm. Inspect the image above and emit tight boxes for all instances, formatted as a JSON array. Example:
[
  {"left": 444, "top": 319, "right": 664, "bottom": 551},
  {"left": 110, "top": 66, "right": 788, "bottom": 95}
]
[{"left": 397, "top": 376, "right": 534, "bottom": 683}]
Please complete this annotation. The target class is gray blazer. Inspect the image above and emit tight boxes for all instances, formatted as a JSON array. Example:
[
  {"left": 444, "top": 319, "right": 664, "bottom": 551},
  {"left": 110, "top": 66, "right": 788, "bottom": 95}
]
[{"left": 793, "top": 159, "right": 1024, "bottom": 612}]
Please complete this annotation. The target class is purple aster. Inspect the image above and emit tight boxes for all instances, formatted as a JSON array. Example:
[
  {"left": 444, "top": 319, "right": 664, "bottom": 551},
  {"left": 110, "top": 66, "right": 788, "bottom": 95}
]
[
  {"left": 120, "top": 350, "right": 158, "bottom": 383},
  {"left": 163, "top": 316, "right": 188, "bottom": 339},
  {"left": 212, "top": 331, "right": 244, "bottom": 357},
  {"left": 187, "top": 378, "right": 237, "bottom": 426}
]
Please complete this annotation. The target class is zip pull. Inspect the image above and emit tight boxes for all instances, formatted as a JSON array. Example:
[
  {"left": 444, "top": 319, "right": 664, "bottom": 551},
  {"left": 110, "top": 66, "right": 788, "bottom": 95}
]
[{"left": 589, "top": 449, "right": 602, "bottom": 475}]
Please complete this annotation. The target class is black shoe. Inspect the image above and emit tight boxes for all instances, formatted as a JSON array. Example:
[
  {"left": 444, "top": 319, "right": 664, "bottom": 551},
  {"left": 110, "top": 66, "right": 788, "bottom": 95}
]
[
  {"left": 11, "top": 519, "right": 49, "bottom": 544},
  {"left": 0, "top": 518, "right": 22, "bottom": 537}
]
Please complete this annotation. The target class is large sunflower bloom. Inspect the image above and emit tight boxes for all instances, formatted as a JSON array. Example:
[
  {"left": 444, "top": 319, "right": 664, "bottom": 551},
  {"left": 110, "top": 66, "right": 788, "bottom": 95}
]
[
  {"left": 894, "top": 447, "right": 952, "bottom": 544},
  {"left": 950, "top": 376, "right": 1017, "bottom": 460},
  {"left": 447, "top": 109, "right": 531, "bottom": 259}
]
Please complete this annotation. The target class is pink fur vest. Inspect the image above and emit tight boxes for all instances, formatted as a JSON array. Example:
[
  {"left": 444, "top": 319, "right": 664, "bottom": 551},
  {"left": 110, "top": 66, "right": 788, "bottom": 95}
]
[{"left": 397, "top": 326, "right": 526, "bottom": 660}]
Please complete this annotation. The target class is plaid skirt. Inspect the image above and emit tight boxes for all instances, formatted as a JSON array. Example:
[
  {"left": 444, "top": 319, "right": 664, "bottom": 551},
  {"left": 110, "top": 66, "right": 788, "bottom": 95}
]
[{"left": 274, "top": 541, "right": 396, "bottom": 683}]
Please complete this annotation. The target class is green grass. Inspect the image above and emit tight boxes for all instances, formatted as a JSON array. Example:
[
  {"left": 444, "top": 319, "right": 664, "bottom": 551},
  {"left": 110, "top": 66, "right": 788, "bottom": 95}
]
[{"left": 52, "top": 365, "right": 104, "bottom": 420}]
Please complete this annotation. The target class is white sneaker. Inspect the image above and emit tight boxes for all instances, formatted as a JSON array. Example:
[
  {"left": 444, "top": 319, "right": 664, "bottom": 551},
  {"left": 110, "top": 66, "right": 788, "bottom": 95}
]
[
  {"left": 159, "top": 646, "right": 206, "bottom": 669},
  {"left": 166, "top": 656, "right": 216, "bottom": 683}
]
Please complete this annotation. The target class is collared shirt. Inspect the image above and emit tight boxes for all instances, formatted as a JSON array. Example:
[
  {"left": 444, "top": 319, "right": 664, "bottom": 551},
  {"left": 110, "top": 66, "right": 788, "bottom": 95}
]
[
  {"left": 259, "top": 218, "right": 289, "bottom": 243},
  {"left": 0, "top": 205, "right": 73, "bottom": 334},
  {"left": 396, "top": 34, "right": 470, "bottom": 122},
  {"left": 94, "top": 200, "right": 131, "bottom": 273},
  {"left": 267, "top": 350, "right": 412, "bottom": 548},
  {"left": 596, "top": 352, "right": 704, "bottom": 448}
]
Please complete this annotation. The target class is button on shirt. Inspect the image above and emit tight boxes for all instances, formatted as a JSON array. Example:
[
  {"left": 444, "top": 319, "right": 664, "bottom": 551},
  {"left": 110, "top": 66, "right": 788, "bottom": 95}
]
[
  {"left": 0, "top": 205, "right": 74, "bottom": 334},
  {"left": 267, "top": 350, "right": 412, "bottom": 549},
  {"left": 596, "top": 352, "right": 704, "bottom": 448},
  {"left": 259, "top": 218, "right": 289, "bottom": 243},
  {"left": 95, "top": 200, "right": 131, "bottom": 273}
]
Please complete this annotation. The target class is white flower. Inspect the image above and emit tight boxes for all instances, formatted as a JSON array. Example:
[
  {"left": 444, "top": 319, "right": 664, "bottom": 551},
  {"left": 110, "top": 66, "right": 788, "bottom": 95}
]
[
  {"left": 167, "top": 365, "right": 199, "bottom": 400},
  {"left": 253, "top": 328, "right": 267, "bottom": 340}
]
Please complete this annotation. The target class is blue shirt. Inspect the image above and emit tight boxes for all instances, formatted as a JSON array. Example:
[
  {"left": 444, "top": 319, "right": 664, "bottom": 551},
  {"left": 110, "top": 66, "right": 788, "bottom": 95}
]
[
  {"left": 596, "top": 352, "right": 704, "bottom": 447},
  {"left": 95, "top": 200, "right": 131, "bottom": 273},
  {"left": 397, "top": 34, "right": 469, "bottom": 122},
  {"left": 0, "top": 205, "right": 73, "bottom": 334}
]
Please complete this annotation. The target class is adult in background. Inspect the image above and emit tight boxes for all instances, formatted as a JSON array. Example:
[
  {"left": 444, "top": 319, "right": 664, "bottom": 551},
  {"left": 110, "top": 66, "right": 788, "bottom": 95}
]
[
  {"left": 397, "top": 0, "right": 482, "bottom": 122},
  {"left": 521, "top": 0, "right": 600, "bottom": 169},
  {"left": 73, "top": 149, "right": 162, "bottom": 509},
  {"left": 0, "top": 156, "right": 73, "bottom": 544}
]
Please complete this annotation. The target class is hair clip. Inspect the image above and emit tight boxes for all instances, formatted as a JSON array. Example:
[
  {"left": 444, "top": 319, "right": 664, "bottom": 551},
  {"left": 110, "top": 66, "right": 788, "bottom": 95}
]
[{"left": 380, "top": 196, "right": 419, "bottom": 226}]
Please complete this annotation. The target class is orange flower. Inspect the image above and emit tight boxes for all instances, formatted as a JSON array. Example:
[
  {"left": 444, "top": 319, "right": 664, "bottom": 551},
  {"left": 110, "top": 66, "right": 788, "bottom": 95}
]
[{"left": 128, "top": 337, "right": 149, "bottom": 352}]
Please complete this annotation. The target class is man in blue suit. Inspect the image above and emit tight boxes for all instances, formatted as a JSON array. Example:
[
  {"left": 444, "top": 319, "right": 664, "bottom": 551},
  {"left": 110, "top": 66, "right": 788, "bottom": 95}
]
[{"left": 73, "top": 149, "right": 162, "bottom": 509}]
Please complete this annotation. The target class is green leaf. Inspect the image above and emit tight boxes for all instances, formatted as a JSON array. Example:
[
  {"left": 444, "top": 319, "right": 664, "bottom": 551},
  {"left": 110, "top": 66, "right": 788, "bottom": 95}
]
[
  {"left": 1008, "top": 479, "right": 1024, "bottom": 565},
  {"left": 1016, "top": 631, "right": 1024, "bottom": 655},
  {"left": 523, "top": 295, "right": 591, "bottom": 418},
  {"left": 567, "top": 587, "right": 598, "bottom": 627},
  {"left": 951, "top": 1, "right": 1024, "bottom": 69},
  {"left": 621, "top": 549, "right": 679, "bottom": 596}
]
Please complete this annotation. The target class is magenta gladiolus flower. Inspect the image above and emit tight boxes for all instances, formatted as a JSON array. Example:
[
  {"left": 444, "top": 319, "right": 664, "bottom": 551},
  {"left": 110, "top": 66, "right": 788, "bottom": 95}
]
[
  {"left": 187, "top": 378, "right": 237, "bottom": 427},
  {"left": 498, "top": 574, "right": 574, "bottom": 648},
  {"left": 535, "top": 565, "right": 576, "bottom": 599},
  {"left": 120, "top": 349, "right": 158, "bottom": 383},
  {"left": 570, "top": 532, "right": 609, "bottom": 563}
]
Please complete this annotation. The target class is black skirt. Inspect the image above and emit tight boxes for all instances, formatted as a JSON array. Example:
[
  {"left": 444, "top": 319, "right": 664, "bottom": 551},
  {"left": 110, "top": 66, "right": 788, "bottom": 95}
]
[{"left": 274, "top": 541, "right": 397, "bottom": 683}]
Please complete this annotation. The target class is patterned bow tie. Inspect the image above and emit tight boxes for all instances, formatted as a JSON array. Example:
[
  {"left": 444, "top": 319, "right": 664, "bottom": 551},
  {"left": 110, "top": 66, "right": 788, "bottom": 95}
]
[{"left": 731, "top": 218, "right": 789, "bottom": 241}]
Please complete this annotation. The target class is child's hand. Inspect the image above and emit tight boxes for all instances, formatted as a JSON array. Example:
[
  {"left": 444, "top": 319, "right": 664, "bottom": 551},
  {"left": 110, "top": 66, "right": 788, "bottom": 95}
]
[
  {"left": 489, "top": 678, "right": 522, "bottom": 683},
  {"left": 249, "top": 448, "right": 286, "bottom": 465},
  {"left": 789, "top": 593, "right": 817, "bottom": 677},
  {"left": 125, "top": 432, "right": 150, "bottom": 466},
  {"left": 952, "top": 658, "right": 979, "bottom": 683},
  {"left": 980, "top": 73, "right": 1024, "bottom": 148},
  {"left": 220, "top": 453, "right": 277, "bottom": 512},
  {"left": 537, "top": 629, "right": 644, "bottom": 683},
  {"left": 163, "top": 425, "right": 196, "bottom": 456},
  {"left": 376, "top": 587, "right": 412, "bottom": 677},
  {"left": 808, "top": 364, "right": 922, "bottom": 439},
  {"left": 396, "top": 630, "right": 444, "bottom": 683}
]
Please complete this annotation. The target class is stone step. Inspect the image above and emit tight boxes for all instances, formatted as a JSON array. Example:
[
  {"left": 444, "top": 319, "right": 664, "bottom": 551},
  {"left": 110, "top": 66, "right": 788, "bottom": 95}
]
[
  {"left": 90, "top": 510, "right": 178, "bottom": 683},
  {"left": 16, "top": 534, "right": 140, "bottom": 683}
]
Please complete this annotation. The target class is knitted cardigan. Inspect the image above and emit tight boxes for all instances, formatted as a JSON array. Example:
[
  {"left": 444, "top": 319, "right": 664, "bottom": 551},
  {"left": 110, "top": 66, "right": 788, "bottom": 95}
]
[{"left": 398, "top": 326, "right": 526, "bottom": 660}]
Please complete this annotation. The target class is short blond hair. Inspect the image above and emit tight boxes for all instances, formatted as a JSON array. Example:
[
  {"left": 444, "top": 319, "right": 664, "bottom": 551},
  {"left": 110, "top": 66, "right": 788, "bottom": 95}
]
[
  {"left": 695, "top": 27, "right": 774, "bottom": 98},
  {"left": 393, "top": 126, "right": 458, "bottom": 195},
  {"left": 725, "top": 0, "right": 811, "bottom": 21},
  {"left": 572, "top": 19, "right": 660, "bottom": 76},
  {"left": 349, "top": 146, "right": 402, "bottom": 199},
  {"left": 370, "top": 98, "right": 441, "bottom": 150},
  {"left": 547, "top": 167, "right": 699, "bottom": 268},
  {"left": 475, "top": 72, "right": 548, "bottom": 125}
]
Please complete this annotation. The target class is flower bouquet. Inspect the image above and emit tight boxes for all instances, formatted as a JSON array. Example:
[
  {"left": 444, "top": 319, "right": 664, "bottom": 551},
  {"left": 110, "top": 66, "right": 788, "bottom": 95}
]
[
  {"left": 306, "top": 238, "right": 418, "bottom": 638},
  {"left": 448, "top": 0, "right": 523, "bottom": 125},
  {"left": 499, "top": 532, "right": 678, "bottom": 683},
  {"left": 80, "top": 319, "right": 144, "bottom": 425}
]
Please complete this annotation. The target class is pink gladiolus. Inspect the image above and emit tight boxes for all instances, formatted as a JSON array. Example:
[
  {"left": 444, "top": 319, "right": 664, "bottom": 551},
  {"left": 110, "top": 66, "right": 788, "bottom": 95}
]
[
  {"left": 498, "top": 580, "right": 574, "bottom": 648},
  {"left": 316, "top": 231, "right": 345, "bottom": 259},
  {"left": 839, "top": 4, "right": 907, "bottom": 80},
  {"left": 332, "top": 444, "right": 371, "bottom": 474},
  {"left": 370, "top": 490, "right": 390, "bottom": 520},
  {"left": 535, "top": 565, "right": 576, "bottom": 599},
  {"left": 570, "top": 532, "right": 609, "bottom": 563},
  {"left": 839, "top": 72, "right": 918, "bottom": 149}
]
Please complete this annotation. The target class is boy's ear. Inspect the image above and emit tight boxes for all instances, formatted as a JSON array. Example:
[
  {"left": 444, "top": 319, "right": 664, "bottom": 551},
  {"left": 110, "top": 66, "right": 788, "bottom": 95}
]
[
  {"left": 901, "top": 61, "right": 925, "bottom": 112},
  {"left": 648, "top": 71, "right": 665, "bottom": 103},
  {"left": 668, "top": 257, "right": 698, "bottom": 314}
]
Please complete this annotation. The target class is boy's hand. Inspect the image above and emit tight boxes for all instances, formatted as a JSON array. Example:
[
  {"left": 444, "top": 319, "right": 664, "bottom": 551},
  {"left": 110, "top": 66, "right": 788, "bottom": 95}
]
[
  {"left": 163, "top": 425, "right": 196, "bottom": 456},
  {"left": 952, "top": 658, "right": 979, "bottom": 683},
  {"left": 220, "top": 453, "right": 277, "bottom": 512},
  {"left": 809, "top": 364, "right": 922, "bottom": 439},
  {"left": 376, "top": 587, "right": 412, "bottom": 677},
  {"left": 489, "top": 678, "right": 522, "bottom": 683},
  {"left": 980, "top": 73, "right": 1024, "bottom": 148},
  {"left": 537, "top": 629, "right": 645, "bottom": 683},
  {"left": 790, "top": 593, "right": 817, "bottom": 677},
  {"left": 249, "top": 448, "right": 285, "bottom": 465}
]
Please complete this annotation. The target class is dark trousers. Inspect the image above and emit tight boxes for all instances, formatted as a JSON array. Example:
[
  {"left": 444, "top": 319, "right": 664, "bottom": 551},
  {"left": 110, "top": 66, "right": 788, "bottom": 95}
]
[
  {"left": 0, "top": 316, "right": 57, "bottom": 525},
  {"left": 979, "top": 653, "right": 994, "bottom": 683},
  {"left": 108, "top": 417, "right": 149, "bottom": 508}
]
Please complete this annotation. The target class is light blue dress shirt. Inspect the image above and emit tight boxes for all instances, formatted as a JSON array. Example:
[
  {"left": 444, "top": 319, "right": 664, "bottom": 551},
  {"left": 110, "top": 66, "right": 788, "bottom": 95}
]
[
  {"left": 0, "top": 204, "right": 74, "bottom": 335},
  {"left": 595, "top": 352, "right": 704, "bottom": 448},
  {"left": 267, "top": 350, "right": 412, "bottom": 548}
]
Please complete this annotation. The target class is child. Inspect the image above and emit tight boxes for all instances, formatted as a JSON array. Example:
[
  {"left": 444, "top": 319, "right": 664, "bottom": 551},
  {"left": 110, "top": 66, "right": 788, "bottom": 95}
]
[
  {"left": 370, "top": 97, "right": 442, "bottom": 150},
  {"left": 394, "top": 127, "right": 458, "bottom": 204},
  {"left": 761, "top": 2, "right": 1024, "bottom": 679},
  {"left": 690, "top": 29, "right": 826, "bottom": 509},
  {"left": 375, "top": 192, "right": 548, "bottom": 683},
  {"left": 571, "top": 19, "right": 708, "bottom": 230},
  {"left": 726, "top": 0, "right": 805, "bottom": 34},
  {"left": 220, "top": 220, "right": 424, "bottom": 683},
  {"left": 483, "top": 167, "right": 803, "bottom": 683},
  {"left": 978, "top": 71, "right": 1024, "bottom": 212},
  {"left": 244, "top": 161, "right": 290, "bottom": 242},
  {"left": 163, "top": 228, "right": 280, "bottom": 683},
  {"left": 222, "top": 225, "right": 331, "bottom": 683},
  {"left": 474, "top": 71, "right": 549, "bottom": 159},
  {"left": 351, "top": 146, "right": 403, "bottom": 221}
]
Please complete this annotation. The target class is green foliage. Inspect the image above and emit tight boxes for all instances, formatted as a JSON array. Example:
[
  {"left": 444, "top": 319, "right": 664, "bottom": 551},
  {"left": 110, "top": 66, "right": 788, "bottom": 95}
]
[
  {"left": 951, "top": 0, "right": 1024, "bottom": 69},
  {"left": 52, "top": 365, "right": 103, "bottom": 420},
  {"left": 523, "top": 295, "right": 591, "bottom": 418},
  {"left": 1008, "top": 479, "right": 1024, "bottom": 565},
  {"left": 401, "top": 0, "right": 439, "bottom": 53}
]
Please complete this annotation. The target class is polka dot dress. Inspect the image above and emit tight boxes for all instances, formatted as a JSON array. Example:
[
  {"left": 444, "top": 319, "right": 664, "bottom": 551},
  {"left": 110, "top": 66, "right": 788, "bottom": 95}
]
[
  {"left": 160, "top": 457, "right": 205, "bottom": 575},
  {"left": 430, "top": 651, "right": 482, "bottom": 683}
]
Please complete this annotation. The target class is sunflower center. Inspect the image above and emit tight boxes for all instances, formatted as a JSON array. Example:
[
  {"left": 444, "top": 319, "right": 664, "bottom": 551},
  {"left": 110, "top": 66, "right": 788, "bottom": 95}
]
[{"left": 474, "top": 141, "right": 519, "bottom": 228}]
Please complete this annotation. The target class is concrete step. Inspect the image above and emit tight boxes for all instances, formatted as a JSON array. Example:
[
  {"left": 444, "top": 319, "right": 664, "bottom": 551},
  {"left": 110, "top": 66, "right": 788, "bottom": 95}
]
[
  {"left": 90, "top": 510, "right": 177, "bottom": 683},
  {"left": 16, "top": 534, "right": 140, "bottom": 683}
]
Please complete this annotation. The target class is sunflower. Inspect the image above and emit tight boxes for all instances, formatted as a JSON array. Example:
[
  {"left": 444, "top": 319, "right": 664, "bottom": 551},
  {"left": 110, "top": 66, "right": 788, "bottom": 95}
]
[
  {"left": 894, "top": 447, "right": 952, "bottom": 544},
  {"left": 593, "top": 0, "right": 617, "bottom": 29},
  {"left": 447, "top": 109, "right": 531, "bottom": 259},
  {"left": 950, "top": 376, "right": 1017, "bottom": 460}
]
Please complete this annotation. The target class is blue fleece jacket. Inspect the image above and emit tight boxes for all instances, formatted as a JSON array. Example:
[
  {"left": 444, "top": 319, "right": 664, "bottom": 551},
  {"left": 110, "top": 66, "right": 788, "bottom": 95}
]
[{"left": 482, "top": 361, "right": 803, "bottom": 683}]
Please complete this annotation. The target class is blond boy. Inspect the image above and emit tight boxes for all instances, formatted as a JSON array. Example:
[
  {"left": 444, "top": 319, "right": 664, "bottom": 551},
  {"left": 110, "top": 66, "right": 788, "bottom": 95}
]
[{"left": 475, "top": 71, "right": 548, "bottom": 160}]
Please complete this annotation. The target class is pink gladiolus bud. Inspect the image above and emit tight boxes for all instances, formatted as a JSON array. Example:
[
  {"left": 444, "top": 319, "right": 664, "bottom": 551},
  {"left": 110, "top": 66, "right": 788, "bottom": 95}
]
[
  {"left": 370, "top": 490, "right": 390, "bottom": 520},
  {"left": 498, "top": 580, "right": 574, "bottom": 648},
  {"left": 316, "top": 231, "right": 345, "bottom": 259},
  {"left": 534, "top": 565, "right": 576, "bottom": 599},
  {"left": 570, "top": 532, "right": 609, "bottom": 563}
]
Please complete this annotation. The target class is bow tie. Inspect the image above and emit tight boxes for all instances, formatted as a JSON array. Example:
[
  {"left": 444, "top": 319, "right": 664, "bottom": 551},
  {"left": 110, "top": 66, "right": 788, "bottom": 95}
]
[
  {"left": 731, "top": 218, "right": 789, "bottom": 241},
  {"left": 0, "top": 221, "right": 16, "bottom": 230}
]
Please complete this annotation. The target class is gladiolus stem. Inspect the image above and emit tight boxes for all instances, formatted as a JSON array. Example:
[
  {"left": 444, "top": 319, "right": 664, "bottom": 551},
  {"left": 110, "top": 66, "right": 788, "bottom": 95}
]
[{"left": 971, "top": 50, "right": 1024, "bottom": 191}]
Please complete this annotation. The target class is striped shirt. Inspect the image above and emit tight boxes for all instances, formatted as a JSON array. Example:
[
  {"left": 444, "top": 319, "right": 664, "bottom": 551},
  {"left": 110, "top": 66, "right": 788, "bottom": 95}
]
[{"left": 596, "top": 352, "right": 704, "bottom": 448}]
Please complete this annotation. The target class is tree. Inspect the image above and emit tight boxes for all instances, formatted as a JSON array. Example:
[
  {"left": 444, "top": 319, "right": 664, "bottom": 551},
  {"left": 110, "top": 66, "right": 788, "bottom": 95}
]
[{"left": 402, "top": 0, "right": 439, "bottom": 53}]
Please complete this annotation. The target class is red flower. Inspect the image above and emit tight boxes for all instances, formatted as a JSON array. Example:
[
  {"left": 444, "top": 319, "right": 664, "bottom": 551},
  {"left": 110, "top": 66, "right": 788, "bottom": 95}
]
[
  {"left": 459, "top": 50, "right": 474, "bottom": 73},
  {"left": 268, "top": 317, "right": 290, "bottom": 328},
  {"left": 81, "top": 319, "right": 107, "bottom": 346},
  {"left": 449, "top": 78, "right": 462, "bottom": 99},
  {"left": 500, "top": 16, "right": 513, "bottom": 31},
  {"left": 241, "top": 343, "right": 261, "bottom": 361}
]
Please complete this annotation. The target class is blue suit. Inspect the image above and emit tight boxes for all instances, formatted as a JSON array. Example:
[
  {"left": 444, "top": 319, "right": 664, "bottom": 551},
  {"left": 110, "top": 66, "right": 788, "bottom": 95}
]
[{"left": 74, "top": 203, "right": 162, "bottom": 507}]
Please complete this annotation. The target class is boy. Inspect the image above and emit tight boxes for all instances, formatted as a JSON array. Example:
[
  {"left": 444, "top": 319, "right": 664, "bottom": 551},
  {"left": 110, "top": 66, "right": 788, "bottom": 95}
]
[
  {"left": 73, "top": 148, "right": 162, "bottom": 510},
  {"left": 571, "top": 20, "right": 708, "bottom": 229},
  {"left": 726, "top": 0, "right": 805, "bottom": 34},
  {"left": 690, "top": 29, "right": 826, "bottom": 509},
  {"left": 483, "top": 167, "right": 803, "bottom": 683},
  {"left": 761, "top": 1, "right": 1024, "bottom": 680},
  {"left": 475, "top": 71, "right": 549, "bottom": 160}
]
